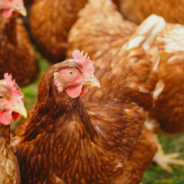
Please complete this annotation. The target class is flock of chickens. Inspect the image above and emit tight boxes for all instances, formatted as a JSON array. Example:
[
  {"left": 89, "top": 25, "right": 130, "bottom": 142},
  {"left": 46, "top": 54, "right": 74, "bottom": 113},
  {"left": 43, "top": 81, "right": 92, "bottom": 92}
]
[{"left": 1, "top": 0, "right": 184, "bottom": 183}]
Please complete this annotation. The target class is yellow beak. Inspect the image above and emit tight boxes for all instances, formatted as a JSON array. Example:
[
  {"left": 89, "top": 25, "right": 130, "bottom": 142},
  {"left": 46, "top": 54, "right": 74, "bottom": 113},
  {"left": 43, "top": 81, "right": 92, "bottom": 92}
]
[
  {"left": 83, "top": 75, "right": 101, "bottom": 88},
  {"left": 11, "top": 102, "right": 27, "bottom": 118},
  {"left": 14, "top": 4, "right": 27, "bottom": 16}
]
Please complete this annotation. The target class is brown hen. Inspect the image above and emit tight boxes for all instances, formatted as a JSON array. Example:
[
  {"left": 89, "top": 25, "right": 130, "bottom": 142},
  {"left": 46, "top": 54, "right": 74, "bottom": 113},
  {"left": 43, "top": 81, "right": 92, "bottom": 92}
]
[
  {"left": 0, "top": 74, "right": 27, "bottom": 184},
  {"left": 146, "top": 24, "right": 184, "bottom": 172},
  {"left": 67, "top": 0, "right": 184, "bottom": 172},
  {"left": 0, "top": 0, "right": 39, "bottom": 87},
  {"left": 30, "top": 0, "right": 88, "bottom": 63},
  {"left": 113, "top": 0, "right": 184, "bottom": 25},
  {"left": 14, "top": 13, "right": 165, "bottom": 184},
  {"left": 67, "top": 0, "right": 137, "bottom": 61},
  {"left": 150, "top": 23, "right": 184, "bottom": 134}
]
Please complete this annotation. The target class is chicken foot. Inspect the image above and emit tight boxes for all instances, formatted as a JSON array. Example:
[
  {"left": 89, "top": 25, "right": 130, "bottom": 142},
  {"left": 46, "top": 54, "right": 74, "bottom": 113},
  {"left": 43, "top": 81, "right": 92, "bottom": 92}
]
[{"left": 153, "top": 140, "right": 184, "bottom": 173}]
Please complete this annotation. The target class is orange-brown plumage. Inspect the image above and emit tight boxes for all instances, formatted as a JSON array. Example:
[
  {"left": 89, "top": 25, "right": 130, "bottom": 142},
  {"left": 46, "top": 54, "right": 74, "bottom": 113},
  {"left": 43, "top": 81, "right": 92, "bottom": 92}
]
[
  {"left": 30, "top": 0, "right": 88, "bottom": 63},
  {"left": 14, "top": 14, "right": 165, "bottom": 183},
  {"left": 0, "top": 124, "right": 20, "bottom": 184},
  {"left": 0, "top": 9, "right": 39, "bottom": 87},
  {"left": 81, "top": 46, "right": 159, "bottom": 111},
  {"left": 67, "top": 0, "right": 184, "bottom": 137},
  {"left": 114, "top": 125, "right": 158, "bottom": 184},
  {"left": 148, "top": 23, "right": 184, "bottom": 134},
  {"left": 67, "top": 0, "right": 176, "bottom": 175},
  {"left": 67, "top": 0, "right": 162, "bottom": 110},
  {"left": 113, "top": 0, "right": 184, "bottom": 25},
  {"left": 13, "top": 58, "right": 143, "bottom": 183},
  {"left": 67, "top": 0, "right": 137, "bottom": 61}
]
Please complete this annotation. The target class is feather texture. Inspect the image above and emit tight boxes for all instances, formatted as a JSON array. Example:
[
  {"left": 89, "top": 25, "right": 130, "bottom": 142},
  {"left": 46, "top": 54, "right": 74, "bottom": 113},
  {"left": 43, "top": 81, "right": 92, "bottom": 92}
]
[
  {"left": 0, "top": 15, "right": 39, "bottom": 87},
  {"left": 30, "top": 0, "right": 88, "bottom": 63},
  {"left": 113, "top": 0, "right": 184, "bottom": 25},
  {"left": 14, "top": 14, "right": 165, "bottom": 184}
]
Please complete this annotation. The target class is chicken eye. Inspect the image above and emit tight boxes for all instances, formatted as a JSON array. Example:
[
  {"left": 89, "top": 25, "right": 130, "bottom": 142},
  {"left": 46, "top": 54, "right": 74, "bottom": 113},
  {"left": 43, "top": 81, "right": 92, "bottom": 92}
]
[
  {"left": 67, "top": 70, "right": 75, "bottom": 76},
  {"left": 0, "top": 95, "right": 4, "bottom": 99}
]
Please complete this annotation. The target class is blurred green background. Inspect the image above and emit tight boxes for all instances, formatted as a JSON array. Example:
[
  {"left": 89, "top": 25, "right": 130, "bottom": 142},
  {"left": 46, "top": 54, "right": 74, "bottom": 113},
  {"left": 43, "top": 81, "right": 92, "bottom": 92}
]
[{"left": 11, "top": 51, "right": 184, "bottom": 184}]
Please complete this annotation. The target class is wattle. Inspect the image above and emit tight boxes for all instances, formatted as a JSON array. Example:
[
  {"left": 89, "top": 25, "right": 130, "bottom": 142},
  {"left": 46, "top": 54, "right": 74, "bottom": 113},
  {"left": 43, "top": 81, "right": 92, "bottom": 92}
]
[
  {"left": 0, "top": 110, "right": 12, "bottom": 125},
  {"left": 12, "top": 112, "right": 20, "bottom": 122},
  {"left": 2, "top": 9, "right": 13, "bottom": 18},
  {"left": 13, "top": 12, "right": 19, "bottom": 17},
  {"left": 66, "top": 83, "right": 82, "bottom": 98},
  {"left": 66, "top": 84, "right": 89, "bottom": 98}
]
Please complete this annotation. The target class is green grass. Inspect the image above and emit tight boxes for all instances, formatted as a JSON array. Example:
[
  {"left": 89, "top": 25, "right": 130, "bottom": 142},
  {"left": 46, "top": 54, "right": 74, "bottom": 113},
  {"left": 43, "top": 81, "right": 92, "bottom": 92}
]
[
  {"left": 142, "top": 133, "right": 184, "bottom": 183},
  {"left": 12, "top": 50, "right": 184, "bottom": 184}
]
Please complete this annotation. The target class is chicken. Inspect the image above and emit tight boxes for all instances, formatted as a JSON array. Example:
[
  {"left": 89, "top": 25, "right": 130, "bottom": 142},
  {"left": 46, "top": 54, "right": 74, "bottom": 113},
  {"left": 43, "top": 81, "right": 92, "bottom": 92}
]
[
  {"left": 150, "top": 23, "right": 184, "bottom": 134},
  {"left": 0, "top": 0, "right": 40, "bottom": 87},
  {"left": 67, "top": 0, "right": 137, "bottom": 61},
  {"left": 0, "top": 73, "right": 27, "bottom": 184},
  {"left": 67, "top": 0, "right": 184, "bottom": 172},
  {"left": 30, "top": 0, "right": 88, "bottom": 63},
  {"left": 112, "top": 0, "right": 184, "bottom": 25},
  {"left": 13, "top": 12, "right": 165, "bottom": 183},
  {"left": 147, "top": 23, "right": 184, "bottom": 172}
]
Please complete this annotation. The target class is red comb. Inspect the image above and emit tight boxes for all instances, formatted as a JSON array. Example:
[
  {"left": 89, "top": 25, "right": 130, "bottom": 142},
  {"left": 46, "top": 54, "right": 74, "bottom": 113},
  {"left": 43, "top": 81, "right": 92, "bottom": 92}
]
[
  {"left": 4, "top": 73, "right": 24, "bottom": 98},
  {"left": 72, "top": 50, "right": 94, "bottom": 76}
]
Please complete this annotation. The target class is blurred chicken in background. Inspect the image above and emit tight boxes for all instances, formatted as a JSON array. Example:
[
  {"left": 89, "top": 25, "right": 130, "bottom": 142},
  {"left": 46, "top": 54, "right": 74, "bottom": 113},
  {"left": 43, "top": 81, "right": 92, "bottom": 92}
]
[
  {"left": 66, "top": 0, "right": 136, "bottom": 61},
  {"left": 67, "top": 0, "right": 184, "bottom": 172},
  {"left": 30, "top": 0, "right": 88, "bottom": 63},
  {"left": 0, "top": 0, "right": 39, "bottom": 87},
  {"left": 148, "top": 23, "right": 184, "bottom": 172},
  {"left": 112, "top": 0, "right": 184, "bottom": 25}
]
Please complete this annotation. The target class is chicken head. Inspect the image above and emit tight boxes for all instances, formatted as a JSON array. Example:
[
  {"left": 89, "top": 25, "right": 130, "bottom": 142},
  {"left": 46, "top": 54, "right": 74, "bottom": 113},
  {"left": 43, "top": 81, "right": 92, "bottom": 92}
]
[
  {"left": 0, "top": 73, "right": 27, "bottom": 125},
  {"left": 53, "top": 50, "right": 100, "bottom": 98},
  {"left": 0, "top": 0, "right": 27, "bottom": 18}
]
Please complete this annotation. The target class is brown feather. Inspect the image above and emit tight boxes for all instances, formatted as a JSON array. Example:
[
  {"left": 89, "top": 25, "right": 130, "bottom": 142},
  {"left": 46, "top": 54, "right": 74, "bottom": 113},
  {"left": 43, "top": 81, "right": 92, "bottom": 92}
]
[
  {"left": 67, "top": 0, "right": 184, "bottom": 136},
  {"left": 113, "top": 0, "right": 184, "bottom": 25},
  {"left": 14, "top": 13, "right": 165, "bottom": 183},
  {"left": 0, "top": 124, "right": 20, "bottom": 184},
  {"left": 0, "top": 15, "right": 39, "bottom": 87},
  {"left": 30, "top": 0, "right": 88, "bottom": 63},
  {"left": 14, "top": 60, "right": 146, "bottom": 183}
]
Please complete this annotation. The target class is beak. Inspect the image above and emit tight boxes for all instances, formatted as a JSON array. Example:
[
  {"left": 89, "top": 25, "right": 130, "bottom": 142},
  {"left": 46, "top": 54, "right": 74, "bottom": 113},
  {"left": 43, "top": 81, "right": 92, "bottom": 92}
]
[
  {"left": 83, "top": 75, "right": 101, "bottom": 88},
  {"left": 11, "top": 102, "right": 27, "bottom": 118},
  {"left": 14, "top": 4, "right": 27, "bottom": 16}
]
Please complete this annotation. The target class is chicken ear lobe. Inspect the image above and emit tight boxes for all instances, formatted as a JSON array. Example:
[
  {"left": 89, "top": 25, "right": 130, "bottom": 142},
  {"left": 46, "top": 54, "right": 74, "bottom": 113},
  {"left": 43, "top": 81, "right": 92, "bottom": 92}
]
[
  {"left": 0, "top": 111, "right": 12, "bottom": 125},
  {"left": 53, "top": 72, "right": 64, "bottom": 94}
]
